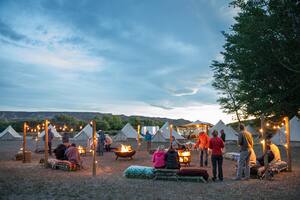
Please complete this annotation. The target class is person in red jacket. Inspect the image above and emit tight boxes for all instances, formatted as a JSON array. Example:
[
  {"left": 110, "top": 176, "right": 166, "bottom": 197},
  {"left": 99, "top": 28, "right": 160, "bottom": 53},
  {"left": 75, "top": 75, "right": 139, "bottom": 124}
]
[
  {"left": 209, "top": 130, "right": 224, "bottom": 181},
  {"left": 195, "top": 131, "right": 210, "bottom": 167}
]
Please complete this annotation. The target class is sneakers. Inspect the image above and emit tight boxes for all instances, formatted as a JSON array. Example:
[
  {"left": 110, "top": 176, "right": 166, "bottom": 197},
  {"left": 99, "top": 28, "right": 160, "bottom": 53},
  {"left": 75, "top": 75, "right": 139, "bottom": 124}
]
[{"left": 232, "top": 177, "right": 242, "bottom": 181}]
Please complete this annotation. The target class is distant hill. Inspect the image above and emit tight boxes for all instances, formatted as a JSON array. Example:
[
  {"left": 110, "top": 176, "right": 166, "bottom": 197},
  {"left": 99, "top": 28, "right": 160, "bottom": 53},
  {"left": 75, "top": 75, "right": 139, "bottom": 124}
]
[{"left": 0, "top": 111, "right": 190, "bottom": 126}]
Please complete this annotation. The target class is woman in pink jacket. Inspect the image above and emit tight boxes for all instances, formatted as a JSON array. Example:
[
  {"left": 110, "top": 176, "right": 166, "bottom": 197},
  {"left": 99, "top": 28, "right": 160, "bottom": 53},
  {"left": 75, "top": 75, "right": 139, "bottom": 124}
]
[{"left": 152, "top": 145, "right": 166, "bottom": 168}]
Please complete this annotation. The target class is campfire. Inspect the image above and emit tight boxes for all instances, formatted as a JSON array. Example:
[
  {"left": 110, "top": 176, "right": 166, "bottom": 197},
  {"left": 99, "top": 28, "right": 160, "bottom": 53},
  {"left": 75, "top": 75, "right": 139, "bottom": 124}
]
[
  {"left": 178, "top": 150, "right": 191, "bottom": 166},
  {"left": 77, "top": 145, "right": 86, "bottom": 156},
  {"left": 114, "top": 144, "right": 136, "bottom": 160}
]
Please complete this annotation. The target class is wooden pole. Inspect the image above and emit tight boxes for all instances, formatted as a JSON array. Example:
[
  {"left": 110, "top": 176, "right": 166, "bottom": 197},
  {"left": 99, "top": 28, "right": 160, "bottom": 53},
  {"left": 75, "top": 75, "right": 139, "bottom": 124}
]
[
  {"left": 170, "top": 123, "right": 173, "bottom": 147},
  {"left": 23, "top": 122, "right": 27, "bottom": 163},
  {"left": 284, "top": 116, "right": 292, "bottom": 171},
  {"left": 44, "top": 120, "right": 49, "bottom": 167},
  {"left": 137, "top": 125, "right": 141, "bottom": 150},
  {"left": 92, "top": 120, "right": 97, "bottom": 177},
  {"left": 261, "top": 115, "right": 270, "bottom": 179}
]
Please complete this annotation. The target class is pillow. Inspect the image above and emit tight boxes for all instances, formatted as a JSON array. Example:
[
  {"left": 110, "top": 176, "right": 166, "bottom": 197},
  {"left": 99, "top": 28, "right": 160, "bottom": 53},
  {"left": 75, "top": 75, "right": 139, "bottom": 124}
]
[
  {"left": 177, "top": 168, "right": 209, "bottom": 180},
  {"left": 124, "top": 165, "right": 155, "bottom": 179}
]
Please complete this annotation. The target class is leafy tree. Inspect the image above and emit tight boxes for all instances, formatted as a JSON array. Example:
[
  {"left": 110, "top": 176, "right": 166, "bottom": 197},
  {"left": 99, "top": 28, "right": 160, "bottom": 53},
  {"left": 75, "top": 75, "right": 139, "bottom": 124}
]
[{"left": 211, "top": 0, "right": 300, "bottom": 119}]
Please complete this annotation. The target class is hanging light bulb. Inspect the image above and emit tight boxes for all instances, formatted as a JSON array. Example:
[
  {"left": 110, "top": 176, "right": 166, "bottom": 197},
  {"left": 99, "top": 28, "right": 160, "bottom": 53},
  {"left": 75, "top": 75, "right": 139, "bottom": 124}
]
[{"left": 266, "top": 123, "right": 270, "bottom": 127}]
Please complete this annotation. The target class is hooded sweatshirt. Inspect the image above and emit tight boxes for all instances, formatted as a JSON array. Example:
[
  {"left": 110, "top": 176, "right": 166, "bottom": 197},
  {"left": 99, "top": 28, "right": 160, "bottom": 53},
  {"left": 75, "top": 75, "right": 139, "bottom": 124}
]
[{"left": 152, "top": 150, "right": 166, "bottom": 168}]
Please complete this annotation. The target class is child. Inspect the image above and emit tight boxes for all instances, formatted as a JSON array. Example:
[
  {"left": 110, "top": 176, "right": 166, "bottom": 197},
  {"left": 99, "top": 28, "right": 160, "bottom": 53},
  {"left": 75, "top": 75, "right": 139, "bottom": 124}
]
[
  {"left": 209, "top": 130, "right": 224, "bottom": 181},
  {"left": 152, "top": 145, "right": 166, "bottom": 168}
]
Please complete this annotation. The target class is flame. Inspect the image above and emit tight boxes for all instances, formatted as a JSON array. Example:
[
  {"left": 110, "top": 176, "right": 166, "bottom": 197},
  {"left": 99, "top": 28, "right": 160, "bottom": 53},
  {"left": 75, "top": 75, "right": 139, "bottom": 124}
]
[
  {"left": 178, "top": 150, "right": 191, "bottom": 163},
  {"left": 120, "top": 144, "right": 131, "bottom": 152}
]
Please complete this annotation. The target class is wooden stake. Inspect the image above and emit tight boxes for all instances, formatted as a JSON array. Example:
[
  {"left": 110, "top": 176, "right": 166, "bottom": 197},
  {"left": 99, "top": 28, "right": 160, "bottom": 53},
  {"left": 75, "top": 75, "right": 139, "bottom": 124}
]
[
  {"left": 23, "top": 122, "right": 27, "bottom": 163},
  {"left": 44, "top": 120, "right": 49, "bottom": 167},
  {"left": 92, "top": 120, "right": 97, "bottom": 177},
  {"left": 170, "top": 123, "right": 173, "bottom": 147},
  {"left": 284, "top": 116, "right": 292, "bottom": 172}
]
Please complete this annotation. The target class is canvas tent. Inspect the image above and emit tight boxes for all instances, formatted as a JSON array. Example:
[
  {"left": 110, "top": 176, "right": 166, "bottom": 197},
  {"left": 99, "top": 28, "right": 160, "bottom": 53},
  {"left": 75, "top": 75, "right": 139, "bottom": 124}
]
[
  {"left": 73, "top": 124, "right": 99, "bottom": 140},
  {"left": 152, "top": 122, "right": 185, "bottom": 142},
  {"left": 114, "top": 123, "right": 141, "bottom": 141},
  {"left": 141, "top": 126, "right": 159, "bottom": 135},
  {"left": 272, "top": 116, "right": 300, "bottom": 146},
  {"left": 246, "top": 125, "right": 260, "bottom": 137},
  {"left": 209, "top": 120, "right": 239, "bottom": 141},
  {"left": 39, "top": 124, "right": 62, "bottom": 139},
  {"left": 0, "top": 125, "right": 22, "bottom": 140}
]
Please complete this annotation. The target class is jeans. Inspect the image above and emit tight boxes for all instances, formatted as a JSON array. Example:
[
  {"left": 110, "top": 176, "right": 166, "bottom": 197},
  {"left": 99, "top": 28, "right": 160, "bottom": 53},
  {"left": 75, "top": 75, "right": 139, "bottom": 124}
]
[
  {"left": 211, "top": 155, "right": 223, "bottom": 180},
  {"left": 48, "top": 142, "right": 52, "bottom": 155},
  {"left": 147, "top": 141, "right": 152, "bottom": 152},
  {"left": 200, "top": 148, "right": 208, "bottom": 166},
  {"left": 237, "top": 150, "right": 250, "bottom": 179},
  {"left": 98, "top": 143, "right": 104, "bottom": 156}
]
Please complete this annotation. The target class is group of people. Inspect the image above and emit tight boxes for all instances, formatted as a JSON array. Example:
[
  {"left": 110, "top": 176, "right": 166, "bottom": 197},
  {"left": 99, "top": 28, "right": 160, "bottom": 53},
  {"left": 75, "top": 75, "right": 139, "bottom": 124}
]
[
  {"left": 152, "top": 146, "right": 181, "bottom": 169},
  {"left": 52, "top": 135, "right": 81, "bottom": 166},
  {"left": 152, "top": 124, "right": 282, "bottom": 182}
]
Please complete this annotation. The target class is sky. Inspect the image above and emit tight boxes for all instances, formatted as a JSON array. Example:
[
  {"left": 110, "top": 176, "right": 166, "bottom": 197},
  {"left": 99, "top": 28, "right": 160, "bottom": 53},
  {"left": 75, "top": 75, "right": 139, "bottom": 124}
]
[{"left": 0, "top": 0, "right": 239, "bottom": 124}]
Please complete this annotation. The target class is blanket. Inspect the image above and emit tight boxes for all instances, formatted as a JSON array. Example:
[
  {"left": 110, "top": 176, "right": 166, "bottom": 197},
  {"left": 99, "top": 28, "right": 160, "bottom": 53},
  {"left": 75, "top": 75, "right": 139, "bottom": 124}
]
[{"left": 47, "top": 158, "right": 78, "bottom": 171}]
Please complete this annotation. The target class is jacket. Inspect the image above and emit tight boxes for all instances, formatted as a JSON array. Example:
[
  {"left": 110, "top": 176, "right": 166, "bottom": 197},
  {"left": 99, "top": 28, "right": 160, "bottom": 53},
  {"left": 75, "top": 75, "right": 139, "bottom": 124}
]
[
  {"left": 152, "top": 150, "right": 166, "bottom": 168},
  {"left": 238, "top": 130, "right": 253, "bottom": 151},
  {"left": 165, "top": 150, "right": 180, "bottom": 169},
  {"left": 195, "top": 133, "right": 210, "bottom": 149}
]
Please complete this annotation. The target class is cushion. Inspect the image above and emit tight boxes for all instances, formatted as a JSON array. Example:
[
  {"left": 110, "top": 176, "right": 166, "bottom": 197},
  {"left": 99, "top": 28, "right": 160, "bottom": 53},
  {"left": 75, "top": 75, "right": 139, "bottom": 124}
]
[
  {"left": 47, "top": 158, "right": 77, "bottom": 171},
  {"left": 224, "top": 152, "right": 240, "bottom": 161},
  {"left": 124, "top": 165, "right": 155, "bottom": 179},
  {"left": 269, "top": 160, "right": 288, "bottom": 173},
  {"left": 177, "top": 168, "right": 209, "bottom": 181}
]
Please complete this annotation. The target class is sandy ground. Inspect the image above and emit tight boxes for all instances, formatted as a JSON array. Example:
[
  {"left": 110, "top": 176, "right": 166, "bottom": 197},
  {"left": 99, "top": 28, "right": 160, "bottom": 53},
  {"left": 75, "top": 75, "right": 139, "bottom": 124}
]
[{"left": 0, "top": 139, "right": 300, "bottom": 200}]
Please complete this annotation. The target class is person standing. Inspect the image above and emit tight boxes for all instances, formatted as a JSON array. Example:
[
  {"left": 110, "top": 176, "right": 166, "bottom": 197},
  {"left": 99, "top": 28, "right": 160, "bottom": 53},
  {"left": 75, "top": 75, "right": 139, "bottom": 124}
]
[
  {"left": 235, "top": 124, "right": 254, "bottom": 180},
  {"left": 104, "top": 134, "right": 113, "bottom": 152},
  {"left": 43, "top": 127, "right": 54, "bottom": 155},
  {"left": 195, "top": 131, "right": 210, "bottom": 167},
  {"left": 144, "top": 130, "right": 152, "bottom": 152},
  {"left": 220, "top": 129, "right": 226, "bottom": 143},
  {"left": 98, "top": 130, "right": 106, "bottom": 156},
  {"left": 209, "top": 130, "right": 224, "bottom": 181}
]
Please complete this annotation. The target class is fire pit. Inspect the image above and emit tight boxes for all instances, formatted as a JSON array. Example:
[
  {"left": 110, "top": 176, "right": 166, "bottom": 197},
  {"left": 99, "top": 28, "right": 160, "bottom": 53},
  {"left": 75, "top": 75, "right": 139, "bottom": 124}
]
[
  {"left": 77, "top": 145, "right": 86, "bottom": 156},
  {"left": 114, "top": 144, "right": 136, "bottom": 160},
  {"left": 178, "top": 150, "right": 191, "bottom": 166}
]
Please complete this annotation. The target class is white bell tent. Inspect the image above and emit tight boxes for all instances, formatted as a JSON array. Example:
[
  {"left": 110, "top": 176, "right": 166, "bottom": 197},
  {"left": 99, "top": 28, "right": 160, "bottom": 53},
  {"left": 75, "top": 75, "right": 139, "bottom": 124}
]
[
  {"left": 152, "top": 122, "right": 184, "bottom": 142},
  {"left": 39, "top": 124, "right": 62, "bottom": 139},
  {"left": 73, "top": 124, "right": 99, "bottom": 140},
  {"left": 0, "top": 125, "right": 22, "bottom": 140},
  {"left": 272, "top": 116, "right": 300, "bottom": 146},
  {"left": 114, "top": 123, "right": 141, "bottom": 141},
  {"left": 209, "top": 120, "right": 239, "bottom": 141}
]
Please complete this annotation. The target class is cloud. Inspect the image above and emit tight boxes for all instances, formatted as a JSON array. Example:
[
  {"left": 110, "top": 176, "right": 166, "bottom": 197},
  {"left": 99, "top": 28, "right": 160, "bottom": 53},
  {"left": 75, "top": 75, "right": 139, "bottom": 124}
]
[{"left": 0, "top": 20, "right": 27, "bottom": 41}]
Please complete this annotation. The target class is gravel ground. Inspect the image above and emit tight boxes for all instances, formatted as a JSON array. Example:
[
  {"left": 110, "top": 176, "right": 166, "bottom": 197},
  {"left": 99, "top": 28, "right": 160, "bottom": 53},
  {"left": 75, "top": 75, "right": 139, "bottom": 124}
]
[{"left": 0, "top": 140, "right": 300, "bottom": 200}]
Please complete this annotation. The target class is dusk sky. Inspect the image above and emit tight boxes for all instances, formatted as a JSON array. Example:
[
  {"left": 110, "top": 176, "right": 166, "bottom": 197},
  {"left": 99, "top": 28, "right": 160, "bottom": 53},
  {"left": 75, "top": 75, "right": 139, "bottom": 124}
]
[{"left": 0, "top": 0, "right": 238, "bottom": 123}]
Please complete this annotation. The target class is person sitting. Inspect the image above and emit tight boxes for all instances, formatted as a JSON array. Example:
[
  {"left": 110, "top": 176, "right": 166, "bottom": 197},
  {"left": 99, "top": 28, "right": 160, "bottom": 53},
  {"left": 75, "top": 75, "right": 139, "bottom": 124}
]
[
  {"left": 165, "top": 146, "right": 180, "bottom": 169},
  {"left": 257, "top": 140, "right": 281, "bottom": 166},
  {"left": 65, "top": 143, "right": 81, "bottom": 165},
  {"left": 53, "top": 135, "right": 70, "bottom": 160},
  {"left": 152, "top": 145, "right": 166, "bottom": 169}
]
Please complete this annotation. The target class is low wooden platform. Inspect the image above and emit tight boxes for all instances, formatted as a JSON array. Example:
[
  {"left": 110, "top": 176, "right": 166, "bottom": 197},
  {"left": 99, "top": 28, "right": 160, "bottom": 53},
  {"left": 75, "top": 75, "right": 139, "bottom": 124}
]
[{"left": 154, "top": 169, "right": 207, "bottom": 183}]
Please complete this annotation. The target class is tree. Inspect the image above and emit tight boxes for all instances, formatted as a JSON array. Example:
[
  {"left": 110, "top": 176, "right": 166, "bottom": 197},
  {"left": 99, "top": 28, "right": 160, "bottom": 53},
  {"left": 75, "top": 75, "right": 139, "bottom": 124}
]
[{"left": 211, "top": 0, "right": 300, "bottom": 119}]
